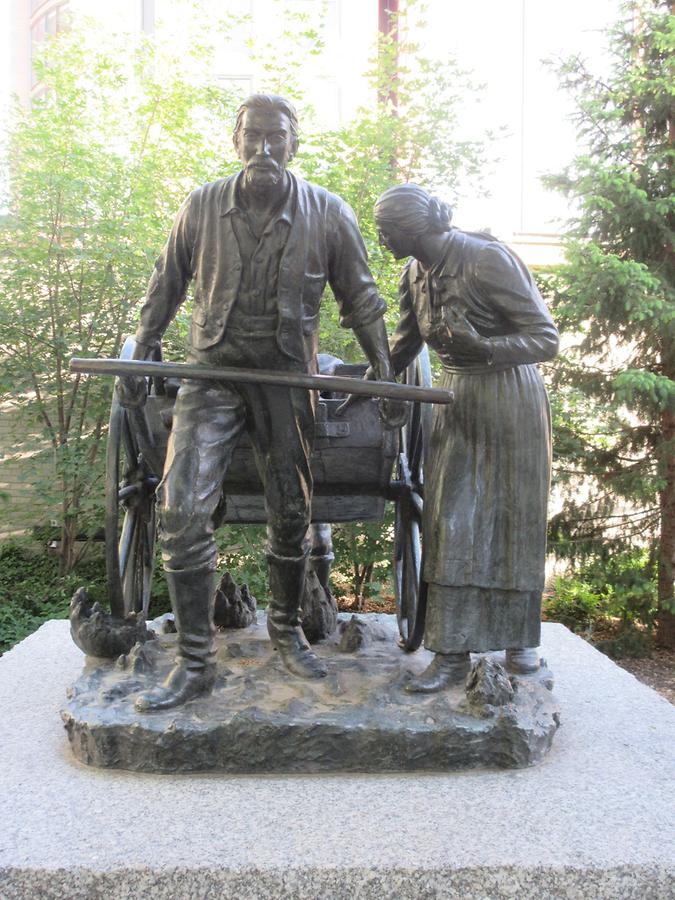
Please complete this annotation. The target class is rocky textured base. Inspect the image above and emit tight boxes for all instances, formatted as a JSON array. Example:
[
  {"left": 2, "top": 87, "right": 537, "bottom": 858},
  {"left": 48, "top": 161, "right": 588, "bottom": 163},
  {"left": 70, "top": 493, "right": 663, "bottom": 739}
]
[
  {"left": 300, "top": 569, "right": 338, "bottom": 642},
  {"left": 68, "top": 587, "right": 154, "bottom": 658},
  {"left": 62, "top": 614, "right": 560, "bottom": 773}
]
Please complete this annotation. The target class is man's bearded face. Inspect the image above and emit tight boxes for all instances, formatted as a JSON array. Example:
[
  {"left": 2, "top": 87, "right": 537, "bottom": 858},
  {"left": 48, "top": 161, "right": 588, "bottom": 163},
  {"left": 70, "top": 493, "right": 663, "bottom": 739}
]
[{"left": 235, "top": 108, "right": 296, "bottom": 193}]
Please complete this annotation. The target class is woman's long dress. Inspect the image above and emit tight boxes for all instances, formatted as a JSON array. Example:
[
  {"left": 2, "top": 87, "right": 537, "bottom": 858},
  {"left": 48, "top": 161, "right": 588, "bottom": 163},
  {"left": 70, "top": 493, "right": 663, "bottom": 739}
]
[{"left": 389, "top": 229, "right": 559, "bottom": 653}]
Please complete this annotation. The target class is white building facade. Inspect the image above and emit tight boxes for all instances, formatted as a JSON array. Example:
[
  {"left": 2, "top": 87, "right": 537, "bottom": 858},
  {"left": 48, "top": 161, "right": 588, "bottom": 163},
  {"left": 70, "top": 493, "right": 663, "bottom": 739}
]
[{"left": 10, "top": 0, "right": 377, "bottom": 126}]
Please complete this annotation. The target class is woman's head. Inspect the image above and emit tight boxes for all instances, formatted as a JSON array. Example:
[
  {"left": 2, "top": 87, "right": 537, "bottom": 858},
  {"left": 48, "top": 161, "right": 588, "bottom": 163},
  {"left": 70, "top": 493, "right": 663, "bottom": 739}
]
[{"left": 374, "top": 184, "right": 453, "bottom": 259}]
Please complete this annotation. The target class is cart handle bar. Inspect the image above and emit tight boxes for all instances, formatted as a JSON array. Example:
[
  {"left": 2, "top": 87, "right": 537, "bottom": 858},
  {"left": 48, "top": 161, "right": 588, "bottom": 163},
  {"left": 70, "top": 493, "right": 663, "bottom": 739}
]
[{"left": 70, "top": 358, "right": 453, "bottom": 405}]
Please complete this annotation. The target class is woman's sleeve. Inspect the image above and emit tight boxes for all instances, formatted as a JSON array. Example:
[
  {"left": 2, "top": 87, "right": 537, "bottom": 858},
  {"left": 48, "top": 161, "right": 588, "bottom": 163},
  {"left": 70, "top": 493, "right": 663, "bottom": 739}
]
[
  {"left": 389, "top": 263, "right": 425, "bottom": 376},
  {"left": 474, "top": 242, "right": 559, "bottom": 367}
]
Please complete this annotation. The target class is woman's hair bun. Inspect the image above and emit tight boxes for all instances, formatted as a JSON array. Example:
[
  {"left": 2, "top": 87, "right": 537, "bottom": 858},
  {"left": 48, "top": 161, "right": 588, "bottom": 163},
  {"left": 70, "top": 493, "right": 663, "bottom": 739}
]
[
  {"left": 428, "top": 196, "right": 453, "bottom": 233},
  {"left": 374, "top": 183, "right": 453, "bottom": 237}
]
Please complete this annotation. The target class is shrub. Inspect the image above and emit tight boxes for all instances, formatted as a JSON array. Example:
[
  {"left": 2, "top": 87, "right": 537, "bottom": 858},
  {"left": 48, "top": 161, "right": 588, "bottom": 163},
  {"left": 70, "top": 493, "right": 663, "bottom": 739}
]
[
  {"left": 0, "top": 540, "right": 108, "bottom": 654},
  {"left": 545, "top": 549, "right": 658, "bottom": 657},
  {"left": 544, "top": 577, "right": 609, "bottom": 636}
]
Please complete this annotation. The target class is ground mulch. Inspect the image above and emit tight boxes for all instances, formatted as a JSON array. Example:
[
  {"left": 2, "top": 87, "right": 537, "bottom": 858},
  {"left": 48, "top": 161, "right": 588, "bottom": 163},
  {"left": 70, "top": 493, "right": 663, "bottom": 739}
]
[
  {"left": 336, "top": 595, "right": 675, "bottom": 706},
  {"left": 337, "top": 595, "right": 396, "bottom": 615},
  {"left": 614, "top": 649, "right": 675, "bottom": 705}
]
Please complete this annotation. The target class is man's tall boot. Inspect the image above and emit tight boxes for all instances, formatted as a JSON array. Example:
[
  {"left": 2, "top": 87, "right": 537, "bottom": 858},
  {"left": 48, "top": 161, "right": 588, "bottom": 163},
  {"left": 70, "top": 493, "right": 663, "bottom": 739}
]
[
  {"left": 307, "top": 522, "right": 335, "bottom": 595},
  {"left": 267, "top": 552, "right": 327, "bottom": 679},
  {"left": 309, "top": 551, "right": 334, "bottom": 597},
  {"left": 135, "top": 569, "right": 217, "bottom": 712}
]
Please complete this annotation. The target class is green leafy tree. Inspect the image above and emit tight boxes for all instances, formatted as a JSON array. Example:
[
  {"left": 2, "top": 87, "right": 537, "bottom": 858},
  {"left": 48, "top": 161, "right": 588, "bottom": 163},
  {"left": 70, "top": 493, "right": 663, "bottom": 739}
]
[
  {"left": 544, "top": 0, "right": 674, "bottom": 645},
  {"left": 300, "top": 6, "right": 491, "bottom": 350},
  {"left": 0, "top": 0, "right": 489, "bottom": 602},
  {"left": 332, "top": 514, "right": 396, "bottom": 611},
  {"left": 0, "top": 17, "right": 245, "bottom": 571},
  {"left": 296, "top": 3, "right": 491, "bottom": 598}
]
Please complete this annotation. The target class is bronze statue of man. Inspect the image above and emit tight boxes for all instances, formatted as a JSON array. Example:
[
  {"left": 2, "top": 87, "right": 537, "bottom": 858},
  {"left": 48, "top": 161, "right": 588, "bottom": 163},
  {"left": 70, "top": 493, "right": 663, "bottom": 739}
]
[{"left": 119, "top": 94, "right": 403, "bottom": 711}]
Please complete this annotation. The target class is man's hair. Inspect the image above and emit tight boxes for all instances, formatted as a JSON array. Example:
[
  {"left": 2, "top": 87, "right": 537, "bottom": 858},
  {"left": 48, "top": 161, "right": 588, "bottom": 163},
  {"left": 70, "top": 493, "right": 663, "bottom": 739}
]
[{"left": 234, "top": 94, "right": 300, "bottom": 139}]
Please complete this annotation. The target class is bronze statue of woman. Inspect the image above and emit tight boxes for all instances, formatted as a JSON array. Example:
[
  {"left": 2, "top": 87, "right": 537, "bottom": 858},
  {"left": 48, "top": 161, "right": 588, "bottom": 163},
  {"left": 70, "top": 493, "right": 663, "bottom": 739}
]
[{"left": 374, "top": 184, "right": 559, "bottom": 692}]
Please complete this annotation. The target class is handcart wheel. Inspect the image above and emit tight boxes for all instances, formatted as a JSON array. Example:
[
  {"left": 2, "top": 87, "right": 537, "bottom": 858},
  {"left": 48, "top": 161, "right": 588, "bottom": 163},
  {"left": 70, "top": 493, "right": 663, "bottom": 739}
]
[
  {"left": 394, "top": 348, "right": 432, "bottom": 651},
  {"left": 104, "top": 339, "right": 159, "bottom": 620}
]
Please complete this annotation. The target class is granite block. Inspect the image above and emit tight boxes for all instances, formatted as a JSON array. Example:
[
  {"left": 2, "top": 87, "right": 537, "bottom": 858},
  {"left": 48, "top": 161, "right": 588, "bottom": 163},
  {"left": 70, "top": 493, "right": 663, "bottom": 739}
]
[{"left": 1, "top": 621, "right": 674, "bottom": 899}]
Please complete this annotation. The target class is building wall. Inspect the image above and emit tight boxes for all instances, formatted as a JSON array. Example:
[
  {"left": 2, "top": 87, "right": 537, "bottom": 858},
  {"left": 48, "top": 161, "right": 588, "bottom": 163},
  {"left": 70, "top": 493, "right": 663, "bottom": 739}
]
[
  {"left": 10, "top": 0, "right": 376, "bottom": 125},
  {"left": 0, "top": 401, "right": 55, "bottom": 537},
  {"left": 11, "top": 0, "right": 73, "bottom": 107}
]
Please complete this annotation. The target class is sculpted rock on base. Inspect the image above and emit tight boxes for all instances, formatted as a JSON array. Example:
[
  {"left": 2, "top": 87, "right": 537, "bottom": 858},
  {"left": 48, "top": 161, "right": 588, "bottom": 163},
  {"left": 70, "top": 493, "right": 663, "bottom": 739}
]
[{"left": 69, "top": 587, "right": 154, "bottom": 659}]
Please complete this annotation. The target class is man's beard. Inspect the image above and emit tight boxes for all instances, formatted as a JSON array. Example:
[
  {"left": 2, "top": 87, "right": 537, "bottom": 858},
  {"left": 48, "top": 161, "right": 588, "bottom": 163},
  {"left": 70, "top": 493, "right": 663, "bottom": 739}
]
[{"left": 243, "top": 159, "right": 284, "bottom": 195}]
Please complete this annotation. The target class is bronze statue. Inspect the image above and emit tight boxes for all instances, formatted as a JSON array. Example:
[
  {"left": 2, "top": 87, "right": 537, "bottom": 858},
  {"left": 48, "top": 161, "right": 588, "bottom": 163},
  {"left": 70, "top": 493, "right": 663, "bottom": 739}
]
[
  {"left": 374, "top": 184, "right": 559, "bottom": 692},
  {"left": 117, "top": 94, "right": 406, "bottom": 711}
]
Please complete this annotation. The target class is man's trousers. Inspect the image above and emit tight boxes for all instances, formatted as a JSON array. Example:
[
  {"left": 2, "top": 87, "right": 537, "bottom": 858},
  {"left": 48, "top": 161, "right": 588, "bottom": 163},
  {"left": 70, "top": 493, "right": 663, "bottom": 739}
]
[{"left": 157, "top": 331, "right": 316, "bottom": 572}]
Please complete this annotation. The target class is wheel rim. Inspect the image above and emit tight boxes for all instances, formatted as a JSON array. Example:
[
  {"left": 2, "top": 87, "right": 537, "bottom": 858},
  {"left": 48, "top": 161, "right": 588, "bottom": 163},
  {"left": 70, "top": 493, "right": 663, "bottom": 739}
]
[
  {"left": 105, "top": 393, "right": 157, "bottom": 619},
  {"left": 105, "top": 336, "right": 160, "bottom": 620},
  {"left": 394, "top": 348, "right": 432, "bottom": 651},
  {"left": 394, "top": 490, "right": 422, "bottom": 640}
]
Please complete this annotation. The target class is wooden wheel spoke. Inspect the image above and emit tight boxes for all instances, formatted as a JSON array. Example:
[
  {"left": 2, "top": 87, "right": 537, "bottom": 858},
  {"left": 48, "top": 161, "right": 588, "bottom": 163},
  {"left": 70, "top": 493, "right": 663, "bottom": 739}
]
[
  {"left": 394, "top": 348, "right": 432, "bottom": 651},
  {"left": 409, "top": 490, "right": 423, "bottom": 520},
  {"left": 119, "top": 507, "right": 137, "bottom": 579},
  {"left": 121, "top": 419, "right": 139, "bottom": 469},
  {"left": 409, "top": 443, "right": 422, "bottom": 484}
]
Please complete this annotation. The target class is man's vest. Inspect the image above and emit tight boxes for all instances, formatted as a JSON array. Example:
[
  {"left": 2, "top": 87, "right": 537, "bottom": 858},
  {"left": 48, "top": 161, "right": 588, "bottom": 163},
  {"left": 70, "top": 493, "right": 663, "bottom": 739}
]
[{"left": 190, "top": 173, "right": 333, "bottom": 362}]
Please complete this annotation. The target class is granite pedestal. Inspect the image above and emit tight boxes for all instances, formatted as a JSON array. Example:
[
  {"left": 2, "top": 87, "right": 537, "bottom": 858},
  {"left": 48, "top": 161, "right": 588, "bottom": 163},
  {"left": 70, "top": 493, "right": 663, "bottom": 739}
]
[{"left": 1, "top": 620, "right": 674, "bottom": 898}]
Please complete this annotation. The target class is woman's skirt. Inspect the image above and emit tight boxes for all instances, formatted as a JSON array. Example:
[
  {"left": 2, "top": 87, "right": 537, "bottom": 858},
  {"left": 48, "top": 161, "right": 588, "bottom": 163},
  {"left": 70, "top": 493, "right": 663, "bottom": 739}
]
[{"left": 422, "top": 362, "right": 551, "bottom": 652}]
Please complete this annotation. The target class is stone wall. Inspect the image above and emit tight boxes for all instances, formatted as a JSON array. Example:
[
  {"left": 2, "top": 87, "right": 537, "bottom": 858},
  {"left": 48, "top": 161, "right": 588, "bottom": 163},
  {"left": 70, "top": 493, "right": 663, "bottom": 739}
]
[{"left": 0, "top": 400, "right": 54, "bottom": 538}]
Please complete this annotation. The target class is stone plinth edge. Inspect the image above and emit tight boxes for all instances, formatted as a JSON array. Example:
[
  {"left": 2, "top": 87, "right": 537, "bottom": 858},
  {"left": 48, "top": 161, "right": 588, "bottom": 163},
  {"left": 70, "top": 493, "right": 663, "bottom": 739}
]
[{"left": 1, "top": 863, "right": 672, "bottom": 900}]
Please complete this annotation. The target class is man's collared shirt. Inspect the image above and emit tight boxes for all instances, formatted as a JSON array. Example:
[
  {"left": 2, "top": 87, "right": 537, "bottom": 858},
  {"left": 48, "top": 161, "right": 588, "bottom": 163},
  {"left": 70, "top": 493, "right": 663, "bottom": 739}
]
[{"left": 226, "top": 176, "right": 295, "bottom": 317}]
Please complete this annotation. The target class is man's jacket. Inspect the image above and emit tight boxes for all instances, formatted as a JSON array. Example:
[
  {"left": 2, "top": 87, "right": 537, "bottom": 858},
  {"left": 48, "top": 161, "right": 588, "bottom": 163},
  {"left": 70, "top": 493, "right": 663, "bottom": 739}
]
[{"left": 135, "top": 172, "right": 385, "bottom": 362}]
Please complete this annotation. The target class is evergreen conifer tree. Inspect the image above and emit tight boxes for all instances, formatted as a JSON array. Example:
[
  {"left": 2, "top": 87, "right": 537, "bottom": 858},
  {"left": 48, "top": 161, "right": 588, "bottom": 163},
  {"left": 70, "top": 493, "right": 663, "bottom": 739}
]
[{"left": 545, "top": 0, "right": 674, "bottom": 645}]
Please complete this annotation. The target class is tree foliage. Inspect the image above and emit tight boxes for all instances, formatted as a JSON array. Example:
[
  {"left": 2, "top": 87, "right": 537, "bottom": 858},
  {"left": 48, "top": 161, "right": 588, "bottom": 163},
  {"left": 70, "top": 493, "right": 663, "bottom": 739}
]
[
  {"left": 0, "top": 1, "right": 488, "bottom": 585},
  {"left": 300, "top": 7, "right": 491, "bottom": 356},
  {"left": 543, "top": 0, "right": 674, "bottom": 644},
  {"left": 0, "top": 15, "right": 246, "bottom": 569}
]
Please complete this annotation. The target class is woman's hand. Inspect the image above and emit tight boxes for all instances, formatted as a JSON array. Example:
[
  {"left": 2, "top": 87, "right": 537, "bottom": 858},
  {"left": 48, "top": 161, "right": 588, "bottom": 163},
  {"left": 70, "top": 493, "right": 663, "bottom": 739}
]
[{"left": 442, "top": 306, "right": 491, "bottom": 358}]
